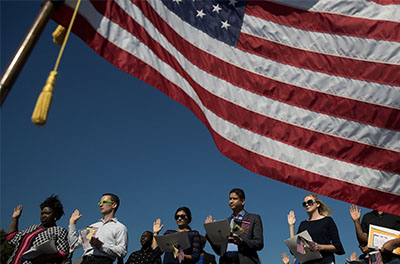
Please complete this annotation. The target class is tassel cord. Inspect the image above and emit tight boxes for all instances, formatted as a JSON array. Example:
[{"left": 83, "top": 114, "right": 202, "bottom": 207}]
[{"left": 53, "top": 0, "right": 81, "bottom": 72}]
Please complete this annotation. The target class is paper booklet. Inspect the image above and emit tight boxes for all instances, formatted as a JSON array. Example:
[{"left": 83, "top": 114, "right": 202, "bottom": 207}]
[
  {"left": 368, "top": 224, "right": 400, "bottom": 255},
  {"left": 284, "top": 230, "right": 322, "bottom": 264},
  {"left": 80, "top": 226, "right": 99, "bottom": 250},
  {"left": 22, "top": 239, "right": 58, "bottom": 260},
  {"left": 203, "top": 219, "right": 231, "bottom": 245},
  {"left": 155, "top": 232, "right": 191, "bottom": 252}
]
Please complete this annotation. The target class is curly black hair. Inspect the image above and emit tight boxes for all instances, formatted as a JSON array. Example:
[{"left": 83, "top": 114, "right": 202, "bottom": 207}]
[{"left": 40, "top": 194, "right": 64, "bottom": 220}]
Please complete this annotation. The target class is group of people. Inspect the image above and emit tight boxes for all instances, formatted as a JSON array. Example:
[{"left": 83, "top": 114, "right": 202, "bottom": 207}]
[
  {"left": 5, "top": 189, "right": 400, "bottom": 264},
  {"left": 280, "top": 194, "right": 400, "bottom": 264}
]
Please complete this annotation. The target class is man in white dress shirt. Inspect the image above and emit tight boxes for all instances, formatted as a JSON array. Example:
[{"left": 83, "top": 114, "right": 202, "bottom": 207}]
[{"left": 68, "top": 193, "right": 128, "bottom": 264}]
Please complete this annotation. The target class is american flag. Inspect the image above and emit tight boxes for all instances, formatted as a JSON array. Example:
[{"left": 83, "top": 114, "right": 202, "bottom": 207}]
[
  {"left": 296, "top": 236, "right": 306, "bottom": 255},
  {"left": 369, "top": 251, "right": 383, "bottom": 264},
  {"left": 51, "top": 0, "right": 400, "bottom": 214}
]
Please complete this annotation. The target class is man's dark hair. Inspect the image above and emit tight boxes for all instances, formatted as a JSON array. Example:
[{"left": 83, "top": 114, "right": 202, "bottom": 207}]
[
  {"left": 102, "top": 193, "right": 120, "bottom": 211},
  {"left": 175, "top": 206, "right": 192, "bottom": 223},
  {"left": 40, "top": 194, "right": 64, "bottom": 220},
  {"left": 230, "top": 188, "right": 245, "bottom": 201}
]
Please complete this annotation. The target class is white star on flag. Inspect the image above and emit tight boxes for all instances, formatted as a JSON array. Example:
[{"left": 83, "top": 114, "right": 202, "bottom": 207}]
[
  {"left": 196, "top": 9, "right": 205, "bottom": 18},
  {"left": 229, "top": 0, "right": 238, "bottom": 6},
  {"left": 221, "top": 20, "right": 230, "bottom": 29},
  {"left": 212, "top": 4, "right": 222, "bottom": 14}
]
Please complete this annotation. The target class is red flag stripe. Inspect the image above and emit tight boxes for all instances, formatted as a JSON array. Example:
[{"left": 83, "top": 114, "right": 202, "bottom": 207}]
[
  {"left": 368, "top": 0, "right": 400, "bottom": 5},
  {"left": 246, "top": 0, "right": 400, "bottom": 42},
  {"left": 237, "top": 32, "right": 400, "bottom": 87},
  {"left": 92, "top": 0, "right": 400, "bottom": 134}
]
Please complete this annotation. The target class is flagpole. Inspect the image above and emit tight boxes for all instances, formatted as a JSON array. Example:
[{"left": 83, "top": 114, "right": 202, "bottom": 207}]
[{"left": 0, "top": 0, "right": 60, "bottom": 106}]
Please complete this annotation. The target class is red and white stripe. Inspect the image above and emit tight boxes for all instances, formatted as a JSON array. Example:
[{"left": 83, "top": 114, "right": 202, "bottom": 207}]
[{"left": 52, "top": 0, "right": 400, "bottom": 214}]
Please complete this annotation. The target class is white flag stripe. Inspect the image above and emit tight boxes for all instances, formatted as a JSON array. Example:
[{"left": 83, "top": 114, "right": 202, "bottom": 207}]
[
  {"left": 68, "top": 0, "right": 400, "bottom": 152},
  {"left": 148, "top": 1, "right": 400, "bottom": 109},
  {"left": 242, "top": 14, "right": 400, "bottom": 65},
  {"left": 271, "top": 0, "right": 400, "bottom": 23}
]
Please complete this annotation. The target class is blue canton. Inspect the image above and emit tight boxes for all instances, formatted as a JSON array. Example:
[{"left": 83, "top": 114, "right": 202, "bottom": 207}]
[{"left": 161, "top": 0, "right": 247, "bottom": 46}]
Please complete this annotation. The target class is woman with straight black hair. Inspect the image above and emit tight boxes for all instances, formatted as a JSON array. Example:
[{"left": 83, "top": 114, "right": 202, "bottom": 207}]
[{"left": 153, "top": 207, "right": 201, "bottom": 264}]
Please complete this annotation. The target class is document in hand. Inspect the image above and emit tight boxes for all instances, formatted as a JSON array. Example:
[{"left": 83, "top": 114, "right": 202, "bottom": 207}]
[
  {"left": 204, "top": 219, "right": 231, "bottom": 245},
  {"left": 80, "top": 226, "right": 99, "bottom": 250},
  {"left": 155, "top": 232, "right": 191, "bottom": 252},
  {"left": 21, "top": 239, "right": 58, "bottom": 260},
  {"left": 368, "top": 224, "right": 400, "bottom": 255},
  {"left": 284, "top": 230, "right": 322, "bottom": 264}
]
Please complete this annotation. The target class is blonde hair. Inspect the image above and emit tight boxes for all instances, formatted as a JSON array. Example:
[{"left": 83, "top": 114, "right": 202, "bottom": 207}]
[{"left": 304, "top": 193, "right": 333, "bottom": 216}]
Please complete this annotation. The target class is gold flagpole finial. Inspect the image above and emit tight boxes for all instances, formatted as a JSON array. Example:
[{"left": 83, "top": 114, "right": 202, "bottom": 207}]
[{"left": 52, "top": 25, "right": 66, "bottom": 45}]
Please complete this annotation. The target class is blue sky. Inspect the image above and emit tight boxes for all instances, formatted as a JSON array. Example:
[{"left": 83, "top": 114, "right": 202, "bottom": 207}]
[{"left": 1, "top": 1, "right": 372, "bottom": 263}]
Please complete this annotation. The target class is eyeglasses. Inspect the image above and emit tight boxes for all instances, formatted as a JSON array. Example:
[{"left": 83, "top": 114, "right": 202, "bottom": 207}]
[
  {"left": 302, "top": 199, "right": 315, "bottom": 207},
  {"left": 175, "top": 214, "right": 187, "bottom": 220},
  {"left": 98, "top": 200, "right": 115, "bottom": 205}
]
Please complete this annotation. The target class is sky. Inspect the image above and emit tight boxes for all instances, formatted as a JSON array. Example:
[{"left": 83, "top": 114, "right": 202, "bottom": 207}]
[{"left": 0, "top": 1, "right": 376, "bottom": 263}]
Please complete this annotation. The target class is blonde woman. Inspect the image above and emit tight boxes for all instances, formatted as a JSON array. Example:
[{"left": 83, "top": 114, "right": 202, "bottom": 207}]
[{"left": 288, "top": 194, "right": 345, "bottom": 264}]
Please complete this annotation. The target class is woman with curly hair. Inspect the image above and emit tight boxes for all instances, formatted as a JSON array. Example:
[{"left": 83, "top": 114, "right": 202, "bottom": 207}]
[{"left": 6, "top": 195, "right": 69, "bottom": 264}]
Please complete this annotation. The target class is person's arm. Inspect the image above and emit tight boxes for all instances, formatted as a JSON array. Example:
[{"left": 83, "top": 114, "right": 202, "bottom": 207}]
[
  {"left": 238, "top": 214, "right": 264, "bottom": 251},
  {"left": 318, "top": 217, "right": 345, "bottom": 255},
  {"left": 350, "top": 205, "right": 368, "bottom": 245},
  {"left": 68, "top": 209, "right": 83, "bottom": 249},
  {"left": 281, "top": 252, "right": 291, "bottom": 264},
  {"left": 204, "top": 215, "right": 223, "bottom": 256},
  {"left": 184, "top": 231, "right": 201, "bottom": 262},
  {"left": 8, "top": 205, "right": 23, "bottom": 234},
  {"left": 288, "top": 211, "right": 296, "bottom": 238},
  {"left": 381, "top": 237, "right": 400, "bottom": 253},
  {"left": 152, "top": 218, "right": 164, "bottom": 249}
]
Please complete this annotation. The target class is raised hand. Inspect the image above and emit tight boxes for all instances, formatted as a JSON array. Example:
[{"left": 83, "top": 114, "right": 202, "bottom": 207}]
[
  {"left": 287, "top": 211, "right": 296, "bottom": 226},
  {"left": 281, "top": 253, "right": 290, "bottom": 264},
  {"left": 12, "top": 205, "right": 23, "bottom": 219},
  {"left": 205, "top": 215, "right": 213, "bottom": 224},
  {"left": 69, "top": 209, "right": 83, "bottom": 225},
  {"left": 153, "top": 218, "right": 164, "bottom": 235},
  {"left": 349, "top": 205, "right": 361, "bottom": 222}
]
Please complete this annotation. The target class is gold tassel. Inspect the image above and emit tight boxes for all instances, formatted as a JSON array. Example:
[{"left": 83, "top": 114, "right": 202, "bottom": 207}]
[
  {"left": 31, "top": 71, "right": 57, "bottom": 125},
  {"left": 52, "top": 25, "right": 66, "bottom": 45}
]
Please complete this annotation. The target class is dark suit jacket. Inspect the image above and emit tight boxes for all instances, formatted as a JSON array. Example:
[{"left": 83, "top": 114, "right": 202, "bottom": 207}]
[{"left": 208, "top": 211, "right": 263, "bottom": 264}]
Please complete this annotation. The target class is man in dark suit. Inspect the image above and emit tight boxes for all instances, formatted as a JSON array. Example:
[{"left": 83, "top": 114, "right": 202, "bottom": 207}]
[{"left": 206, "top": 188, "right": 264, "bottom": 264}]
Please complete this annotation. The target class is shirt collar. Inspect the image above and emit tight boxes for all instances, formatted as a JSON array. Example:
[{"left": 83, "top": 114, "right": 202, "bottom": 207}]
[
  {"left": 101, "top": 217, "right": 118, "bottom": 223},
  {"left": 232, "top": 210, "right": 246, "bottom": 219}
]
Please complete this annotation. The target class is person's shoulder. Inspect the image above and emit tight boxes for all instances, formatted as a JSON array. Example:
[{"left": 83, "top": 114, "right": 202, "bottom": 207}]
[
  {"left": 112, "top": 218, "right": 128, "bottom": 228},
  {"left": 164, "top": 229, "right": 176, "bottom": 235},
  {"left": 244, "top": 212, "right": 261, "bottom": 218},
  {"left": 129, "top": 250, "right": 141, "bottom": 256},
  {"left": 53, "top": 225, "right": 68, "bottom": 232},
  {"left": 322, "top": 216, "right": 337, "bottom": 224},
  {"left": 189, "top": 229, "right": 200, "bottom": 235}
]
